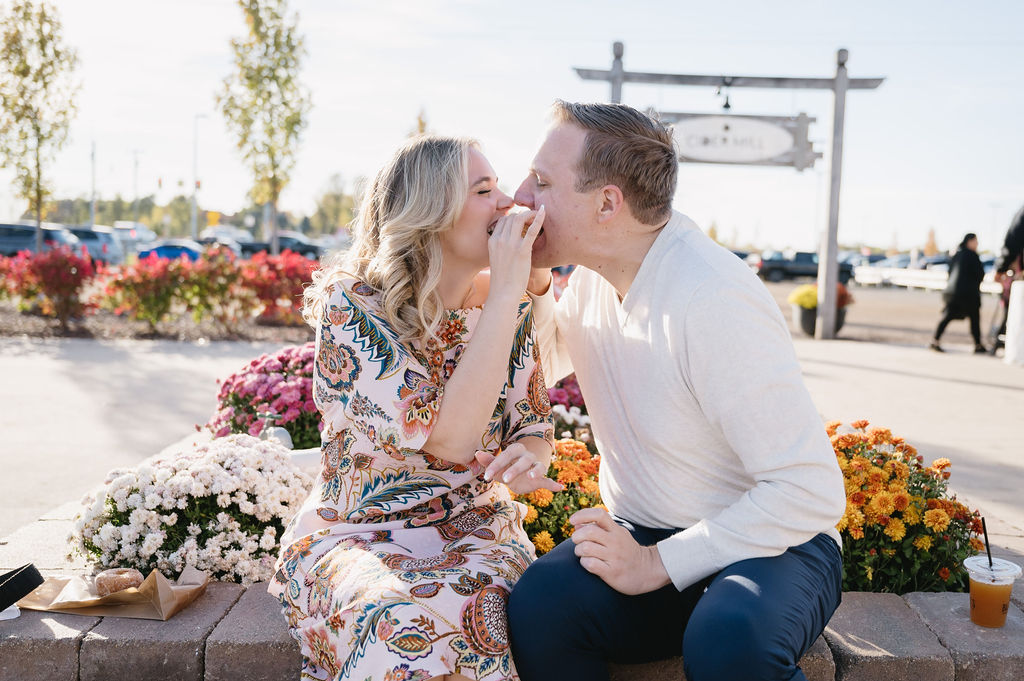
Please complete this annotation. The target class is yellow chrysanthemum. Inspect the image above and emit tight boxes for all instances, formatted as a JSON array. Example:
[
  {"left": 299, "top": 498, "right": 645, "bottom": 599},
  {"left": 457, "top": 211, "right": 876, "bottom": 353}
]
[
  {"left": 923, "top": 509, "right": 951, "bottom": 533},
  {"left": 531, "top": 531, "right": 555, "bottom": 555},
  {"left": 578, "top": 496, "right": 590, "bottom": 508},
  {"left": 867, "top": 427, "right": 892, "bottom": 445},
  {"left": 523, "top": 504, "right": 538, "bottom": 524},
  {"left": 868, "top": 491, "right": 896, "bottom": 517},
  {"left": 883, "top": 518, "right": 906, "bottom": 542},
  {"left": 903, "top": 505, "right": 922, "bottom": 526},
  {"left": 527, "top": 488, "right": 554, "bottom": 508},
  {"left": 913, "top": 535, "right": 933, "bottom": 552}
]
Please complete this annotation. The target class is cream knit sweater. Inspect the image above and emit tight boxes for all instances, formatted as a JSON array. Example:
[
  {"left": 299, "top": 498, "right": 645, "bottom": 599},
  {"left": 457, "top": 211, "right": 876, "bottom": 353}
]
[{"left": 530, "top": 211, "right": 845, "bottom": 591}]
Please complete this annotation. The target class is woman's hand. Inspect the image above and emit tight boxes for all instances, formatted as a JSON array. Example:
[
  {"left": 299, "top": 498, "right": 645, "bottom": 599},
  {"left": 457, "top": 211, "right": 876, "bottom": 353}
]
[
  {"left": 486, "top": 206, "right": 545, "bottom": 303},
  {"left": 474, "top": 441, "right": 563, "bottom": 495}
]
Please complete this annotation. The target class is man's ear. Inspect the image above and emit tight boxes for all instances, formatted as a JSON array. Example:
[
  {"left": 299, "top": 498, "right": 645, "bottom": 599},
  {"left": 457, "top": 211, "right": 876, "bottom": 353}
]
[{"left": 596, "top": 184, "right": 624, "bottom": 223}]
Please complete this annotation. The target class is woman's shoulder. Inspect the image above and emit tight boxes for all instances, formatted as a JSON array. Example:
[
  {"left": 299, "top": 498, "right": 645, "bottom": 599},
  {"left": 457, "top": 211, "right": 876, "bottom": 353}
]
[{"left": 324, "top": 276, "right": 382, "bottom": 308}]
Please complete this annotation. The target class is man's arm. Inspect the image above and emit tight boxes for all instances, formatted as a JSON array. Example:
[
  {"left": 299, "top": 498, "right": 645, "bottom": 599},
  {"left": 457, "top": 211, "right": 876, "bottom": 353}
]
[
  {"left": 526, "top": 266, "right": 575, "bottom": 383},
  {"left": 655, "top": 282, "right": 847, "bottom": 592}
]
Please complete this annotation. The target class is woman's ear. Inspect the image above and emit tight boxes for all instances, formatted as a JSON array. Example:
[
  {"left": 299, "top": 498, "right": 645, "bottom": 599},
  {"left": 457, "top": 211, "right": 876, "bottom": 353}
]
[{"left": 596, "top": 184, "right": 625, "bottom": 223}]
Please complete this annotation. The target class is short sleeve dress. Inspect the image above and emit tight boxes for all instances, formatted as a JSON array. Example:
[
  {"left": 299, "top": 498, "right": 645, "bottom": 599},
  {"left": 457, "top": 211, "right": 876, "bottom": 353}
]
[{"left": 268, "top": 277, "right": 553, "bottom": 681}]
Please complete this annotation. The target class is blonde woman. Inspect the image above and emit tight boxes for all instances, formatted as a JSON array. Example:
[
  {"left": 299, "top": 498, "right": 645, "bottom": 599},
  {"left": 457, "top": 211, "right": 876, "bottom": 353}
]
[{"left": 268, "top": 135, "right": 560, "bottom": 681}]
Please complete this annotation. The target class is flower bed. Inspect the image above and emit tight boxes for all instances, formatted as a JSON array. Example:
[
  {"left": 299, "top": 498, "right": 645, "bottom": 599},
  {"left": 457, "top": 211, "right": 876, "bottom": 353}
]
[
  {"left": 516, "top": 438, "right": 602, "bottom": 555},
  {"left": 0, "top": 248, "right": 317, "bottom": 335},
  {"left": 830, "top": 420, "right": 983, "bottom": 593},
  {"left": 204, "top": 343, "right": 321, "bottom": 449},
  {"left": 70, "top": 434, "right": 313, "bottom": 584}
]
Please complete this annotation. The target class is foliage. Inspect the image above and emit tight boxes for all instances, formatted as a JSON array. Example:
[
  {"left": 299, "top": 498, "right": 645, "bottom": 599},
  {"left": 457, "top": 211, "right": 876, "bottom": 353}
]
[
  {"left": 830, "top": 420, "right": 984, "bottom": 594},
  {"left": 6, "top": 247, "right": 96, "bottom": 330},
  {"left": 70, "top": 435, "right": 313, "bottom": 584},
  {"left": 101, "top": 253, "right": 187, "bottom": 332},
  {"left": 308, "top": 173, "right": 356, "bottom": 236},
  {"left": 217, "top": 0, "right": 310, "bottom": 252},
  {"left": 205, "top": 342, "right": 321, "bottom": 449},
  {"left": 239, "top": 249, "right": 316, "bottom": 325},
  {"left": 0, "top": 0, "right": 79, "bottom": 242},
  {"left": 515, "top": 438, "right": 602, "bottom": 555},
  {"left": 179, "top": 245, "right": 259, "bottom": 334},
  {"left": 788, "top": 282, "right": 854, "bottom": 310}
]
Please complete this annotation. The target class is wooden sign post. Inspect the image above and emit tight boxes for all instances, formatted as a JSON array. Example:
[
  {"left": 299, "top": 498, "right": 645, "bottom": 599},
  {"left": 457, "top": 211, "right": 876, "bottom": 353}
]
[{"left": 576, "top": 43, "right": 884, "bottom": 339}]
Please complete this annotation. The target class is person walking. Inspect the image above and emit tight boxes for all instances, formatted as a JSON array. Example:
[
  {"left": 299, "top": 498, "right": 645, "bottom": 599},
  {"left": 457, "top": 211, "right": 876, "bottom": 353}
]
[{"left": 931, "top": 232, "right": 987, "bottom": 353}]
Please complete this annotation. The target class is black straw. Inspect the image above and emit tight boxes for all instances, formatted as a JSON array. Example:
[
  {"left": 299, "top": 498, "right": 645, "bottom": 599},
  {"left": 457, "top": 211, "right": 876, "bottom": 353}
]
[{"left": 982, "top": 517, "right": 994, "bottom": 568}]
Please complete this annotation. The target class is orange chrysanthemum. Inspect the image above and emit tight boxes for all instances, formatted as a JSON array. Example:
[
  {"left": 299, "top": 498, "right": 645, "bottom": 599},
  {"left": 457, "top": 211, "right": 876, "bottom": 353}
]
[
  {"left": 851, "top": 419, "right": 870, "bottom": 430},
  {"left": 923, "top": 509, "right": 951, "bottom": 533}
]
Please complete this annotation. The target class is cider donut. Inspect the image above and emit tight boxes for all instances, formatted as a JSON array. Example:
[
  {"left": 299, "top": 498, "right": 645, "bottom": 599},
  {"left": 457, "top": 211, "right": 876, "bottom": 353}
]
[{"left": 95, "top": 568, "right": 144, "bottom": 597}]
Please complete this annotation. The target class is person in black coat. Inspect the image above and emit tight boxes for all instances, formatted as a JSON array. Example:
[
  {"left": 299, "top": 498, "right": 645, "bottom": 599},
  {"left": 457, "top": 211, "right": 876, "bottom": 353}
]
[
  {"left": 990, "top": 205, "right": 1024, "bottom": 350},
  {"left": 931, "top": 233, "right": 986, "bottom": 353}
]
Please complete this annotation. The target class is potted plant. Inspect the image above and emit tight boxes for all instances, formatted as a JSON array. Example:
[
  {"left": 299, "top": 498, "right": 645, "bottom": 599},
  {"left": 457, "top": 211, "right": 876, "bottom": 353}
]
[{"left": 787, "top": 282, "right": 853, "bottom": 336}]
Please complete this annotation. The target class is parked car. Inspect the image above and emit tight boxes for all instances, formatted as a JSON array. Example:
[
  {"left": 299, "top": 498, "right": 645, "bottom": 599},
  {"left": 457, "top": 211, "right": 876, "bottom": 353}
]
[
  {"left": 842, "top": 253, "right": 886, "bottom": 268},
  {"left": 137, "top": 238, "right": 205, "bottom": 261},
  {"left": 111, "top": 221, "right": 158, "bottom": 253},
  {"left": 872, "top": 254, "right": 911, "bottom": 269},
  {"left": 67, "top": 225, "right": 125, "bottom": 265},
  {"left": 0, "top": 223, "right": 81, "bottom": 256},
  {"left": 239, "top": 230, "right": 322, "bottom": 259},
  {"left": 750, "top": 250, "right": 853, "bottom": 284},
  {"left": 196, "top": 235, "right": 243, "bottom": 258}
]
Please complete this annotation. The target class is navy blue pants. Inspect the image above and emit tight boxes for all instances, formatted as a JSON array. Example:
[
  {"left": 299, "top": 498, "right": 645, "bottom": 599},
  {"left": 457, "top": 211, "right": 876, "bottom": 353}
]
[{"left": 508, "top": 519, "right": 842, "bottom": 681}]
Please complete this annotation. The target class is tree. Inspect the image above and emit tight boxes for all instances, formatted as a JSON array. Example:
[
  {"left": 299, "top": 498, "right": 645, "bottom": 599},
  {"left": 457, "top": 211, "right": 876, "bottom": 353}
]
[
  {"left": 309, "top": 173, "right": 355, "bottom": 236},
  {"left": 409, "top": 108, "right": 430, "bottom": 137},
  {"left": 706, "top": 220, "right": 721, "bottom": 244},
  {"left": 923, "top": 228, "right": 939, "bottom": 257},
  {"left": 0, "top": 0, "right": 79, "bottom": 251},
  {"left": 217, "top": 0, "right": 310, "bottom": 255}
]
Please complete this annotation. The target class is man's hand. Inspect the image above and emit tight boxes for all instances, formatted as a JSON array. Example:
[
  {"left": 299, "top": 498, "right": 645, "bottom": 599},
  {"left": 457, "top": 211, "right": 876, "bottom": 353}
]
[
  {"left": 569, "top": 508, "right": 673, "bottom": 595},
  {"left": 527, "top": 267, "right": 552, "bottom": 297},
  {"left": 475, "top": 444, "right": 563, "bottom": 495}
]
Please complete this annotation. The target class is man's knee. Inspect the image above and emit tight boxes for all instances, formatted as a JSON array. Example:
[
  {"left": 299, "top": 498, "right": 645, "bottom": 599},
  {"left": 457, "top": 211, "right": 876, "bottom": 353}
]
[{"left": 683, "top": 599, "right": 786, "bottom": 681}]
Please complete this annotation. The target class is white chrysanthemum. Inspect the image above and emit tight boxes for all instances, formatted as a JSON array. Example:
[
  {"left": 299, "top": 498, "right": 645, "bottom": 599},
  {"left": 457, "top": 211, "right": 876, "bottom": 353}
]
[{"left": 69, "top": 434, "right": 313, "bottom": 585}]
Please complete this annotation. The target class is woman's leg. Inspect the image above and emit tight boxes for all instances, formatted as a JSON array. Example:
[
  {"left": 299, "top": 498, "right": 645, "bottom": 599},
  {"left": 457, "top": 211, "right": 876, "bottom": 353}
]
[
  {"left": 969, "top": 309, "right": 983, "bottom": 346},
  {"left": 934, "top": 312, "right": 954, "bottom": 341}
]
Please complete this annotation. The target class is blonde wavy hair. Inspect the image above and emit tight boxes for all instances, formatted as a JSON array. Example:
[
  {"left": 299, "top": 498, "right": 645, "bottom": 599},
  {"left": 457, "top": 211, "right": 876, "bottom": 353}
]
[{"left": 303, "top": 135, "right": 477, "bottom": 345}]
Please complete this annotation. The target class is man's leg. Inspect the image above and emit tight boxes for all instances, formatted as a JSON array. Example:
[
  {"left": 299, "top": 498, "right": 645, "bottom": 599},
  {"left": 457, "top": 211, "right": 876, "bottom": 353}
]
[
  {"left": 682, "top": 533, "right": 843, "bottom": 681},
  {"left": 508, "top": 521, "right": 706, "bottom": 681}
]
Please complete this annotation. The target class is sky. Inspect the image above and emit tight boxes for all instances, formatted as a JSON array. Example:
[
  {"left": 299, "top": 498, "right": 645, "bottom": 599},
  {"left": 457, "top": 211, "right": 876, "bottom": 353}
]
[{"left": 2, "top": 0, "right": 1023, "bottom": 252}]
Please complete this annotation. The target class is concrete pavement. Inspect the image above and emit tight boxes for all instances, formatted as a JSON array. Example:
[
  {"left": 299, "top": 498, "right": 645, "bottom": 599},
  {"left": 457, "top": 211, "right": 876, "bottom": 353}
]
[{"left": 1, "top": 333, "right": 1021, "bottom": 551}]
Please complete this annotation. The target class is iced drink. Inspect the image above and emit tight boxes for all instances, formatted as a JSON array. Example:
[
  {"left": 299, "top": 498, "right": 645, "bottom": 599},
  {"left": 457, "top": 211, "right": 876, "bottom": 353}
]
[{"left": 963, "top": 555, "right": 1021, "bottom": 628}]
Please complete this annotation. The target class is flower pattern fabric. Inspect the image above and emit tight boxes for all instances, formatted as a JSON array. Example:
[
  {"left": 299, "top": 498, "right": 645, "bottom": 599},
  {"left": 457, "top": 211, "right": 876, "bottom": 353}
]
[{"left": 269, "top": 278, "right": 553, "bottom": 681}]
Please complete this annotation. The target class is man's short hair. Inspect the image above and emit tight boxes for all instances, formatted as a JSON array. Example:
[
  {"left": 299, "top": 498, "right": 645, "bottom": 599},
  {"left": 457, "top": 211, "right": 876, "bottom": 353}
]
[{"left": 551, "top": 100, "right": 677, "bottom": 225}]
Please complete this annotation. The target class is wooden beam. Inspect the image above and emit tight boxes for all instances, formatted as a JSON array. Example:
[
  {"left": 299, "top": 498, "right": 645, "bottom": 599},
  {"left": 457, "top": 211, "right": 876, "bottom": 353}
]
[{"left": 574, "top": 68, "right": 884, "bottom": 91}]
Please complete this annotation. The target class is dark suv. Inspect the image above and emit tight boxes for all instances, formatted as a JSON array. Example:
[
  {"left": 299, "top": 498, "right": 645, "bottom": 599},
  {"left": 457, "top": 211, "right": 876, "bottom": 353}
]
[
  {"left": 0, "top": 223, "right": 81, "bottom": 256},
  {"left": 751, "top": 250, "right": 853, "bottom": 284}
]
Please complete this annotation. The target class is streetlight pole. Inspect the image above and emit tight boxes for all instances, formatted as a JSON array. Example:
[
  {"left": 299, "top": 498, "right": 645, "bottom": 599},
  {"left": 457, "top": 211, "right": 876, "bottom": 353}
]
[{"left": 189, "top": 113, "right": 207, "bottom": 240}]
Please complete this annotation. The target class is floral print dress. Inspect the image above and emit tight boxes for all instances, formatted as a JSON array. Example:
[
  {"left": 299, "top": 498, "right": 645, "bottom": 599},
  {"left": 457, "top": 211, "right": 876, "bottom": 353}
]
[{"left": 269, "top": 277, "right": 553, "bottom": 681}]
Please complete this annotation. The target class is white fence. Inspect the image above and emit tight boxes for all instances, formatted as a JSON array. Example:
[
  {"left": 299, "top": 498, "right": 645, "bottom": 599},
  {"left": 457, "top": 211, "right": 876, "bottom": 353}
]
[{"left": 853, "top": 266, "right": 1003, "bottom": 295}]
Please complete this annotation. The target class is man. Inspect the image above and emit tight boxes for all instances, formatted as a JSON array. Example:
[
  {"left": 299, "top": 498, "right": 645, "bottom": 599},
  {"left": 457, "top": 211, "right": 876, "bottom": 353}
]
[{"left": 505, "top": 101, "right": 846, "bottom": 681}]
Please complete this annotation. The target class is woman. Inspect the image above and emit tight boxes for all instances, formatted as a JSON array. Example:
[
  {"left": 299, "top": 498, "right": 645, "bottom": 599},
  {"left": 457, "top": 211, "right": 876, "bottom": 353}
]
[
  {"left": 269, "top": 135, "right": 559, "bottom": 681},
  {"left": 931, "top": 232, "right": 986, "bottom": 353}
]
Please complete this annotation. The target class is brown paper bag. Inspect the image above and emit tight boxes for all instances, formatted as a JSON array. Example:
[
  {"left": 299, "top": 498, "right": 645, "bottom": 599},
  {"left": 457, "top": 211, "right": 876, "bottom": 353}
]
[{"left": 16, "top": 565, "right": 209, "bottom": 620}]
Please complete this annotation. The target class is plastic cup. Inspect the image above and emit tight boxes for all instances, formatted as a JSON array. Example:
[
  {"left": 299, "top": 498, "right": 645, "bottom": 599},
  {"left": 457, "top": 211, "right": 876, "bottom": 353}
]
[{"left": 963, "top": 555, "right": 1021, "bottom": 628}]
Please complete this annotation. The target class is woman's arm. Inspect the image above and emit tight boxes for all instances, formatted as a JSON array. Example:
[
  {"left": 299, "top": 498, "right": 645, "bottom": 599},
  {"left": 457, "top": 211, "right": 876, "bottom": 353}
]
[{"left": 422, "top": 210, "right": 544, "bottom": 464}]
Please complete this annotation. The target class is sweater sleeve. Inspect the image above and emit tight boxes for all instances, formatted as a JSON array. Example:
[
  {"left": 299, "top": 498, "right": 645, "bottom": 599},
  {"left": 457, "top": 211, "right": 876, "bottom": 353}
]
[
  {"left": 527, "top": 272, "right": 576, "bottom": 384},
  {"left": 655, "top": 281, "right": 846, "bottom": 591}
]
